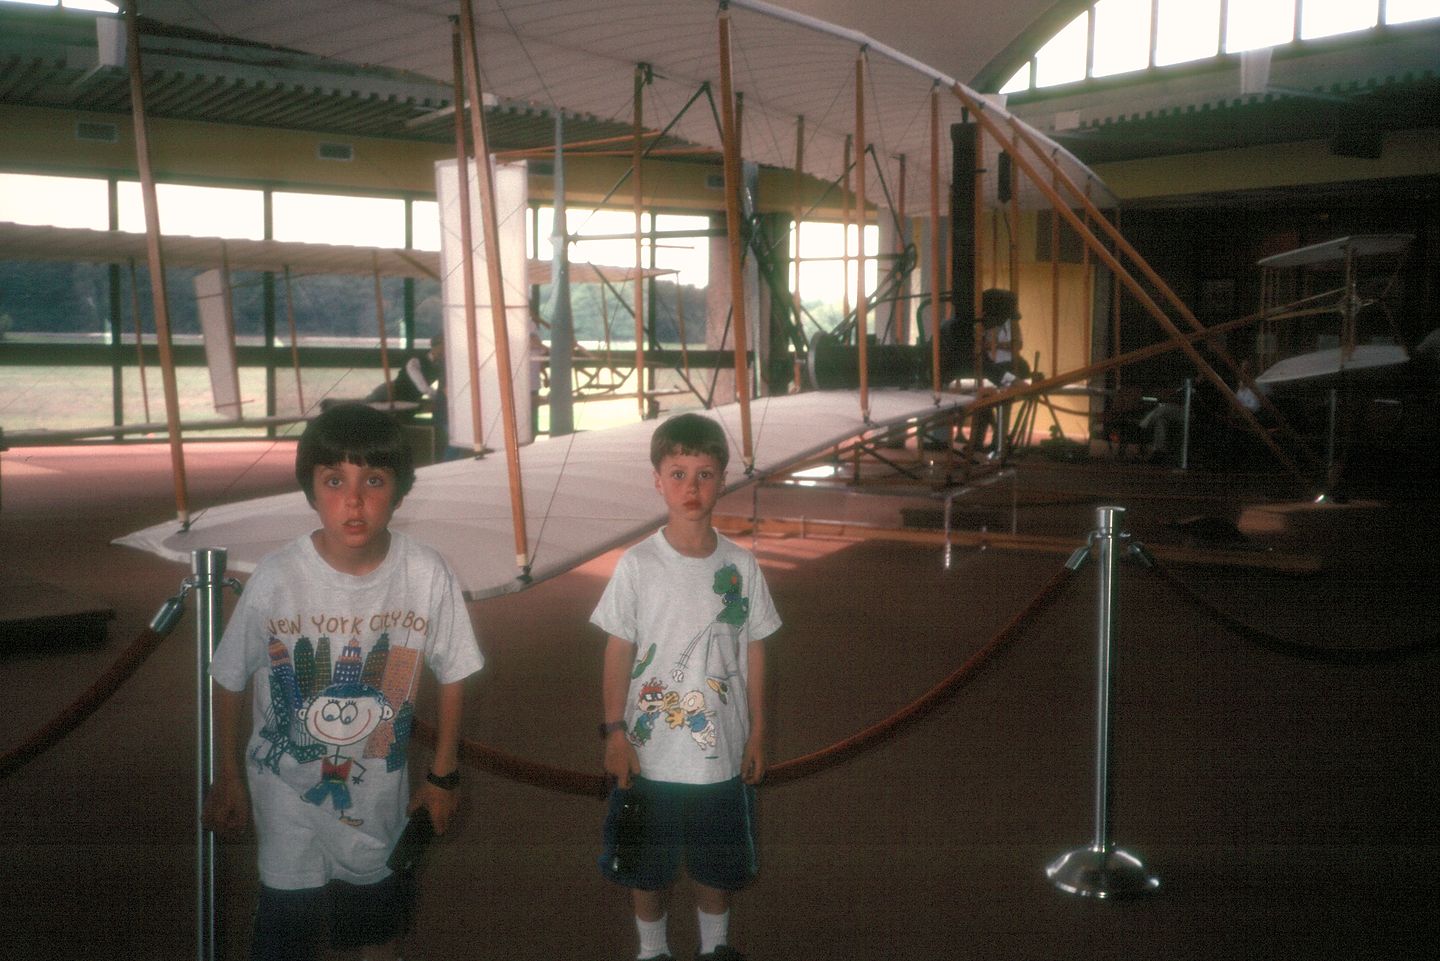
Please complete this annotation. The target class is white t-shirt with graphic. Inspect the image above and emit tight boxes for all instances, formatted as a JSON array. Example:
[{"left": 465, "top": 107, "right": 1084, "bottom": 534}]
[
  {"left": 211, "top": 531, "right": 482, "bottom": 889},
  {"left": 590, "top": 529, "right": 781, "bottom": 785}
]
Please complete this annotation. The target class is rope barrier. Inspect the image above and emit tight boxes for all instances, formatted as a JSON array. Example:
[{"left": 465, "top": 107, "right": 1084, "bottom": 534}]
[
  {"left": 0, "top": 627, "right": 171, "bottom": 779},
  {"left": 415, "top": 561, "right": 1080, "bottom": 797},
  {"left": 19, "top": 539, "right": 1428, "bottom": 795},
  {"left": 1144, "top": 555, "right": 1440, "bottom": 665}
]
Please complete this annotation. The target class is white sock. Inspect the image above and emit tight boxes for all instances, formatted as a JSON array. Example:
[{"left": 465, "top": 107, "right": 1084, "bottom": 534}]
[
  {"left": 697, "top": 908, "right": 730, "bottom": 954},
  {"left": 636, "top": 913, "right": 669, "bottom": 960}
]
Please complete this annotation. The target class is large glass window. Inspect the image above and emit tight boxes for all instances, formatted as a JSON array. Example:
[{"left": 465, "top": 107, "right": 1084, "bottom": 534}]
[
  {"left": 1034, "top": 13, "right": 1089, "bottom": 89},
  {"left": 0, "top": 173, "right": 108, "bottom": 229},
  {"left": 1001, "top": 0, "right": 1440, "bottom": 94},
  {"left": 1154, "top": 0, "right": 1221, "bottom": 67},
  {"left": 1091, "top": 0, "right": 1152, "bottom": 78},
  {"left": 1226, "top": 0, "right": 1294, "bottom": 53},
  {"left": 1388, "top": 0, "right": 1440, "bottom": 25},
  {"left": 117, "top": 182, "right": 265, "bottom": 240},
  {"left": 1301, "top": 0, "right": 1378, "bottom": 40},
  {"left": 790, "top": 220, "right": 879, "bottom": 335},
  {"left": 0, "top": 261, "right": 110, "bottom": 339},
  {"left": 272, "top": 191, "right": 406, "bottom": 248}
]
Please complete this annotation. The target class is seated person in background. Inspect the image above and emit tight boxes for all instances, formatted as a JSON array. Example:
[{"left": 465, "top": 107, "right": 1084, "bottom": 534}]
[
  {"left": 935, "top": 288, "right": 1031, "bottom": 386},
  {"left": 365, "top": 333, "right": 448, "bottom": 457},
  {"left": 368, "top": 333, "right": 445, "bottom": 407},
  {"left": 980, "top": 288, "right": 1031, "bottom": 384}
]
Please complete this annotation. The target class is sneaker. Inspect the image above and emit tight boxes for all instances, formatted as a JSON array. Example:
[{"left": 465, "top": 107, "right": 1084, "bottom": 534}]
[{"left": 696, "top": 948, "right": 748, "bottom": 961}]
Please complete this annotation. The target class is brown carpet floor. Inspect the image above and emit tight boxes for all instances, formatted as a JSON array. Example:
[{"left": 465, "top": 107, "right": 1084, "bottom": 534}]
[{"left": 2, "top": 437, "right": 1437, "bottom": 961}]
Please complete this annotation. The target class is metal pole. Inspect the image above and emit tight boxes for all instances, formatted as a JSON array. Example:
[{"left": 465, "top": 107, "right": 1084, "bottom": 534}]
[
  {"left": 193, "top": 548, "right": 227, "bottom": 961},
  {"left": 1179, "top": 377, "right": 1193, "bottom": 471},
  {"left": 1326, "top": 387, "right": 1338, "bottom": 475},
  {"left": 1047, "top": 507, "right": 1158, "bottom": 898}
]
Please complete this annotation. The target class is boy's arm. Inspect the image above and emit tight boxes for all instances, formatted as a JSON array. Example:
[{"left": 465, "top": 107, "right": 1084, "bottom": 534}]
[
  {"left": 203, "top": 682, "right": 250, "bottom": 836},
  {"left": 601, "top": 634, "right": 641, "bottom": 788},
  {"left": 741, "top": 639, "right": 767, "bottom": 785},
  {"left": 411, "top": 679, "right": 464, "bottom": 834}
]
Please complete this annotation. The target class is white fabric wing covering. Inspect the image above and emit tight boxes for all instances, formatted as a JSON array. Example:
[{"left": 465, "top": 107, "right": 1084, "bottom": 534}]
[{"left": 115, "top": 390, "right": 971, "bottom": 599}]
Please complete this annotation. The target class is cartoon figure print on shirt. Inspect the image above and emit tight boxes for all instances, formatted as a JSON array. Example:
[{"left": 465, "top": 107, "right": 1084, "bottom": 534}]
[
  {"left": 628, "top": 562, "right": 749, "bottom": 758},
  {"left": 254, "top": 630, "right": 423, "bottom": 827}
]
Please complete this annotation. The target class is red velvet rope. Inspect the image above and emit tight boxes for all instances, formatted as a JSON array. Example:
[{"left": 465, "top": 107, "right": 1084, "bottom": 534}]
[
  {"left": 0, "top": 627, "right": 170, "bottom": 779},
  {"left": 4, "top": 561, "right": 1086, "bottom": 793},
  {"left": 415, "top": 563, "right": 1080, "bottom": 796}
]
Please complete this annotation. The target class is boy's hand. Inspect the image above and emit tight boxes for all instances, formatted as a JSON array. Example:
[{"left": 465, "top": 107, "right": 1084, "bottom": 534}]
[
  {"left": 604, "top": 732, "right": 640, "bottom": 788},
  {"left": 741, "top": 733, "right": 766, "bottom": 785},
  {"left": 410, "top": 781, "right": 459, "bottom": 835},
  {"left": 202, "top": 769, "right": 250, "bottom": 838}
]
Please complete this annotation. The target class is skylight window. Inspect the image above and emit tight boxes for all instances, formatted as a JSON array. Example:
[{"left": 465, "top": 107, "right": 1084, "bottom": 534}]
[
  {"left": 1091, "top": 0, "right": 1152, "bottom": 78},
  {"left": 1, "top": 1, "right": 119, "bottom": 11},
  {"left": 1034, "top": 12, "right": 1089, "bottom": 88},
  {"left": 1387, "top": 0, "right": 1440, "bottom": 25},
  {"left": 1154, "top": 0, "right": 1221, "bottom": 67},
  {"left": 999, "top": 63, "right": 1032, "bottom": 95},
  {"left": 1225, "top": 0, "right": 1294, "bottom": 53},
  {"left": 1300, "top": 0, "right": 1378, "bottom": 40}
]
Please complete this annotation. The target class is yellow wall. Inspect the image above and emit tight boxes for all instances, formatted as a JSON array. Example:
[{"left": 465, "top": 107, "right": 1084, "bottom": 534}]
[
  {"left": 1094, "top": 128, "right": 1440, "bottom": 202},
  {"left": 0, "top": 103, "right": 850, "bottom": 215}
]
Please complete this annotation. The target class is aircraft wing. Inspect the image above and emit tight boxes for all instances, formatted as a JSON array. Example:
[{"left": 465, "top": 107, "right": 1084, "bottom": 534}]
[
  {"left": 114, "top": 389, "right": 972, "bottom": 599},
  {"left": 132, "top": 0, "right": 1113, "bottom": 217}
]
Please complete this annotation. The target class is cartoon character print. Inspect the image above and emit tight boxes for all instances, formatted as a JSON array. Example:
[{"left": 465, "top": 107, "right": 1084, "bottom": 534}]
[
  {"left": 253, "top": 632, "right": 421, "bottom": 825},
  {"left": 671, "top": 563, "right": 750, "bottom": 684},
  {"left": 630, "top": 677, "right": 667, "bottom": 746},
  {"left": 298, "top": 679, "right": 393, "bottom": 826},
  {"left": 628, "top": 562, "right": 749, "bottom": 758},
  {"left": 680, "top": 690, "right": 716, "bottom": 749}
]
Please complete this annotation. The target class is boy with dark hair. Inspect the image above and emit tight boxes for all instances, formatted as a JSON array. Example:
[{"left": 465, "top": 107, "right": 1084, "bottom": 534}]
[
  {"left": 592, "top": 412, "right": 782, "bottom": 961},
  {"left": 205, "top": 403, "right": 483, "bottom": 960}
]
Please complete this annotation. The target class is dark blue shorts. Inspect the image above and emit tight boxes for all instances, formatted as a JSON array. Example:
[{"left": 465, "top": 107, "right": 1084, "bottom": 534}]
[
  {"left": 251, "top": 873, "right": 410, "bottom": 961},
  {"left": 599, "top": 776, "right": 758, "bottom": 892}
]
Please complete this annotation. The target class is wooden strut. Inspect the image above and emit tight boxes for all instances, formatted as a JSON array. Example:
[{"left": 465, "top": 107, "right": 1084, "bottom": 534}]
[
  {"left": 960, "top": 283, "right": 1331, "bottom": 426},
  {"left": 373, "top": 254, "right": 393, "bottom": 404},
  {"left": 966, "top": 119, "right": 986, "bottom": 464},
  {"left": 996, "top": 109, "right": 1316, "bottom": 473},
  {"left": 717, "top": 10, "right": 754, "bottom": 470},
  {"left": 218, "top": 241, "right": 241, "bottom": 419},
  {"left": 842, "top": 134, "right": 852, "bottom": 324},
  {"left": 124, "top": 3, "right": 188, "bottom": 526},
  {"left": 633, "top": 63, "right": 647, "bottom": 422},
  {"left": 894, "top": 154, "right": 907, "bottom": 344},
  {"left": 928, "top": 87, "right": 942, "bottom": 401},
  {"left": 1050, "top": 165, "right": 1060, "bottom": 377},
  {"left": 458, "top": 0, "right": 530, "bottom": 571},
  {"left": 950, "top": 85, "right": 1307, "bottom": 483},
  {"left": 281, "top": 267, "right": 305, "bottom": 414},
  {"left": 793, "top": 116, "right": 805, "bottom": 390},
  {"left": 450, "top": 18, "right": 486, "bottom": 453},
  {"left": 854, "top": 51, "right": 870, "bottom": 421},
  {"left": 127, "top": 259, "right": 151, "bottom": 423}
]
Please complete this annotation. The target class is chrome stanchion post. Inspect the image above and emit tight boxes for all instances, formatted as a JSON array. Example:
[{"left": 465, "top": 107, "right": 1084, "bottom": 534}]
[
  {"left": 191, "top": 548, "right": 241, "bottom": 961},
  {"left": 1047, "top": 506, "right": 1158, "bottom": 898},
  {"left": 942, "top": 489, "right": 954, "bottom": 571}
]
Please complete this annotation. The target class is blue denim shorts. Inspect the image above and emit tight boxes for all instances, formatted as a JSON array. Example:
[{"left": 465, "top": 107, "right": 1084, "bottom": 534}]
[
  {"left": 251, "top": 873, "right": 409, "bottom": 960},
  {"left": 599, "top": 775, "right": 758, "bottom": 892}
]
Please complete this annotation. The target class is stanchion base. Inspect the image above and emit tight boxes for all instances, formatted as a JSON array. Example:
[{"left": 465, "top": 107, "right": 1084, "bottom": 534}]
[{"left": 1046, "top": 846, "right": 1159, "bottom": 898}]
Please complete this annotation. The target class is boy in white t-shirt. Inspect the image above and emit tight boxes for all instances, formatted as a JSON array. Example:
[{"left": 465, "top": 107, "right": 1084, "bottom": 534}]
[
  {"left": 592, "top": 413, "right": 782, "bottom": 961},
  {"left": 204, "top": 404, "right": 483, "bottom": 960}
]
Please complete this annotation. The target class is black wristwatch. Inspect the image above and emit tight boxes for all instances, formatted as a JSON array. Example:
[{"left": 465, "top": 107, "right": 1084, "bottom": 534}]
[
  {"left": 426, "top": 769, "right": 460, "bottom": 790},
  {"left": 598, "top": 719, "right": 627, "bottom": 739}
]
